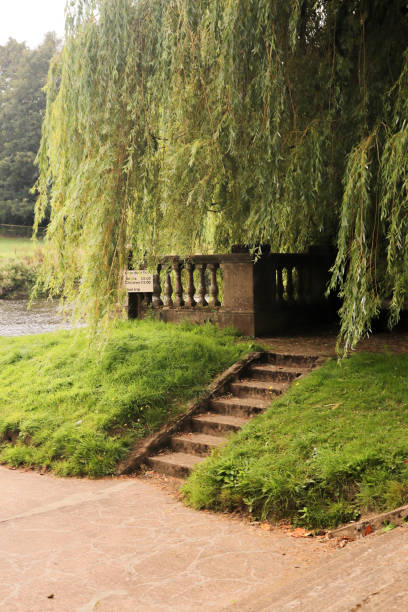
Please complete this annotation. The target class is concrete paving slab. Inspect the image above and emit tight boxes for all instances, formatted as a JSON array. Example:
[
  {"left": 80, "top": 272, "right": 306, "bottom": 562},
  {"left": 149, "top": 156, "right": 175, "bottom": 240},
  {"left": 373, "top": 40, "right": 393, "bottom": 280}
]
[
  {"left": 231, "top": 525, "right": 408, "bottom": 611},
  {"left": 1, "top": 466, "right": 408, "bottom": 611},
  {"left": 0, "top": 467, "right": 328, "bottom": 611}
]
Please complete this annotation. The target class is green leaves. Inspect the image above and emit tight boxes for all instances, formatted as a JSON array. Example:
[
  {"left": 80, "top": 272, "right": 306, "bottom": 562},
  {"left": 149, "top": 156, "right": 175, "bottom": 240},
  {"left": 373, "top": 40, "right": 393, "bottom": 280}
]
[
  {"left": 0, "top": 34, "right": 59, "bottom": 225},
  {"left": 36, "top": 1, "right": 408, "bottom": 345}
]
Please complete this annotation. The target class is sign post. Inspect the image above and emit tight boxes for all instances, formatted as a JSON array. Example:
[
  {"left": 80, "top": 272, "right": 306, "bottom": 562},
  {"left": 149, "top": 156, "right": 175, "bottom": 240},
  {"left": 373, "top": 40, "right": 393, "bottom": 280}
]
[{"left": 124, "top": 270, "right": 154, "bottom": 293}]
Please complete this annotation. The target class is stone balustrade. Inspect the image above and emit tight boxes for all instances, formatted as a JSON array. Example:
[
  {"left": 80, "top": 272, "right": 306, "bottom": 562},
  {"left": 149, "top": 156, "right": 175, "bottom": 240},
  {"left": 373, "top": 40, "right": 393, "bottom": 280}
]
[
  {"left": 265, "top": 253, "right": 329, "bottom": 305},
  {"left": 127, "top": 248, "right": 336, "bottom": 336},
  {"left": 152, "top": 256, "right": 224, "bottom": 310}
]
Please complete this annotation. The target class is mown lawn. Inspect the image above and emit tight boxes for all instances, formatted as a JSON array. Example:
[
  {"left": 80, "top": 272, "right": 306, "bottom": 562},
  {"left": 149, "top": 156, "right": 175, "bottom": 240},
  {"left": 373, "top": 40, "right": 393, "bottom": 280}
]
[
  {"left": 0, "top": 236, "right": 35, "bottom": 258},
  {"left": 0, "top": 320, "right": 254, "bottom": 477},
  {"left": 183, "top": 353, "right": 408, "bottom": 529}
]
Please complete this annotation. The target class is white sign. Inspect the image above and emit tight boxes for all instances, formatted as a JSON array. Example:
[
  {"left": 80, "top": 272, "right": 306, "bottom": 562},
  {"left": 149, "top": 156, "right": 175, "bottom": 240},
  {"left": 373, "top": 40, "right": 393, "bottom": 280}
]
[{"left": 124, "top": 270, "right": 154, "bottom": 293}]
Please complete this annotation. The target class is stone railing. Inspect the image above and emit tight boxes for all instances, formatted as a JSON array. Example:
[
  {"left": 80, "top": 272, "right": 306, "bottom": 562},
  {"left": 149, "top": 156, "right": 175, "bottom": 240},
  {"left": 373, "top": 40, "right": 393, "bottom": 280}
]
[
  {"left": 128, "top": 249, "right": 336, "bottom": 336},
  {"left": 261, "top": 252, "right": 332, "bottom": 306},
  {"left": 269, "top": 254, "right": 305, "bottom": 304},
  {"left": 151, "top": 255, "right": 225, "bottom": 309}
]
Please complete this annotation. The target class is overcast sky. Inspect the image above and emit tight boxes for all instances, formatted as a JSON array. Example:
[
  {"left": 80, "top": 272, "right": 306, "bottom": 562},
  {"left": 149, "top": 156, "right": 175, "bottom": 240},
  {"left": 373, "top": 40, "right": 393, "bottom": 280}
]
[{"left": 0, "top": 0, "right": 66, "bottom": 48}]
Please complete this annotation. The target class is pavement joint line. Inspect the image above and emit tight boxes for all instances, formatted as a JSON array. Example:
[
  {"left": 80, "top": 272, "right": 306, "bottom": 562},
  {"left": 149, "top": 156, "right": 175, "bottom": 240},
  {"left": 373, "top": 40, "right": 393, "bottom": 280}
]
[
  {"left": 3, "top": 467, "right": 408, "bottom": 610},
  {"left": 77, "top": 590, "right": 129, "bottom": 612},
  {"left": 0, "top": 481, "right": 135, "bottom": 525}
]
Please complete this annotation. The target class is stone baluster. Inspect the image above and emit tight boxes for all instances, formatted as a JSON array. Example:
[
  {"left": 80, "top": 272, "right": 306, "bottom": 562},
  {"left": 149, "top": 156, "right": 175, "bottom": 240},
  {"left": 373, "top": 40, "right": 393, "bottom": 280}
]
[
  {"left": 152, "top": 264, "right": 163, "bottom": 307},
  {"left": 286, "top": 266, "right": 294, "bottom": 302},
  {"left": 277, "top": 266, "right": 284, "bottom": 302},
  {"left": 197, "top": 263, "right": 208, "bottom": 306},
  {"left": 208, "top": 263, "right": 221, "bottom": 307},
  {"left": 173, "top": 259, "right": 184, "bottom": 307},
  {"left": 164, "top": 269, "right": 173, "bottom": 307},
  {"left": 185, "top": 260, "right": 196, "bottom": 307}
]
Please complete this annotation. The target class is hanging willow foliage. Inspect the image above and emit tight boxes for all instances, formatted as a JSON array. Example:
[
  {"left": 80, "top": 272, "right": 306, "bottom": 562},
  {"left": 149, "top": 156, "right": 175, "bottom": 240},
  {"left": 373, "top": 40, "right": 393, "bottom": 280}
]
[{"left": 35, "top": 0, "right": 408, "bottom": 348}]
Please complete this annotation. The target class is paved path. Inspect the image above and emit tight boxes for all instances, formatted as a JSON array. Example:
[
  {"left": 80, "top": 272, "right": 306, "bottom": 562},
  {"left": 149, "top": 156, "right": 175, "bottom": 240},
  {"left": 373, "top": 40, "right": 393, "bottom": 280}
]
[
  {"left": 234, "top": 527, "right": 408, "bottom": 611},
  {"left": 1, "top": 466, "right": 407, "bottom": 611}
]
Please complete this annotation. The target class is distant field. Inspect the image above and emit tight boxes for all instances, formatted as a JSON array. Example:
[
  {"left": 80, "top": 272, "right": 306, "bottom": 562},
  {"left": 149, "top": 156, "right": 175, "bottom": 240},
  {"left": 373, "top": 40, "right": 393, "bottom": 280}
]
[{"left": 0, "top": 236, "right": 36, "bottom": 258}]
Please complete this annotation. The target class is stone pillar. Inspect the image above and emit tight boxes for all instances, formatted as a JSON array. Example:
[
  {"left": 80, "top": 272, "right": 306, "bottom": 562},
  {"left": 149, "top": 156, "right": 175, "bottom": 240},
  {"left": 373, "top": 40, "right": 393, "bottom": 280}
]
[{"left": 221, "top": 256, "right": 255, "bottom": 336}]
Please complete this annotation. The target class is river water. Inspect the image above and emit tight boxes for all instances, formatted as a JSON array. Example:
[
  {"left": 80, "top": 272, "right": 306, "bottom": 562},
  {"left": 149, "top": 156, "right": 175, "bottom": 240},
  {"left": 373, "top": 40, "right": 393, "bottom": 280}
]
[{"left": 0, "top": 299, "right": 74, "bottom": 337}]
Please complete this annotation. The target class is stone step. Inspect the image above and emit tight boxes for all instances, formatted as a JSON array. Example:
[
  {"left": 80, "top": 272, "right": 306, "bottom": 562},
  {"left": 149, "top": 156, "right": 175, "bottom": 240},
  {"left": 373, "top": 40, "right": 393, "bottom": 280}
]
[
  {"left": 229, "top": 379, "right": 288, "bottom": 399},
  {"left": 191, "top": 413, "right": 249, "bottom": 436},
  {"left": 146, "top": 452, "right": 204, "bottom": 478},
  {"left": 144, "top": 351, "right": 321, "bottom": 480},
  {"left": 209, "top": 396, "right": 270, "bottom": 418},
  {"left": 249, "top": 363, "right": 305, "bottom": 382},
  {"left": 264, "top": 352, "right": 319, "bottom": 368},
  {"left": 170, "top": 432, "right": 226, "bottom": 455}
]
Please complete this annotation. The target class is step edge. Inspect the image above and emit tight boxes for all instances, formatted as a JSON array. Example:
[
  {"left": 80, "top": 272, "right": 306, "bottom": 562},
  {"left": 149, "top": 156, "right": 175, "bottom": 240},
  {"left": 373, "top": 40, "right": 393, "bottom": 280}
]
[
  {"left": 192, "top": 413, "right": 250, "bottom": 423},
  {"left": 230, "top": 379, "right": 288, "bottom": 388},
  {"left": 171, "top": 433, "right": 225, "bottom": 444},
  {"left": 210, "top": 397, "right": 270, "bottom": 407},
  {"left": 148, "top": 452, "right": 204, "bottom": 466}
]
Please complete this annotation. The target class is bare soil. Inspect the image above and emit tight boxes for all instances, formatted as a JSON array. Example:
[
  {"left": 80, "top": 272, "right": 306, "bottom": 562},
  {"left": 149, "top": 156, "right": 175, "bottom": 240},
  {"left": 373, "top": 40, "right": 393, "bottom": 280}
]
[{"left": 256, "top": 329, "right": 408, "bottom": 357}]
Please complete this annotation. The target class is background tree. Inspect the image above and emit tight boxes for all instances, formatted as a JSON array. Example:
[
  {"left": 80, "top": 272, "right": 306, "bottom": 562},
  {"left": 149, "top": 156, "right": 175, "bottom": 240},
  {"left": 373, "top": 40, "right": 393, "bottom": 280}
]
[
  {"left": 0, "top": 33, "right": 59, "bottom": 226},
  {"left": 35, "top": 1, "right": 408, "bottom": 350}
]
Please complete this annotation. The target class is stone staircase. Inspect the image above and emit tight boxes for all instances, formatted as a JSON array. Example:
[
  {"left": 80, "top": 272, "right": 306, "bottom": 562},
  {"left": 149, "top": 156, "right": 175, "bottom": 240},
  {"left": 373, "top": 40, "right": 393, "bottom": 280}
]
[{"left": 146, "top": 352, "right": 319, "bottom": 478}]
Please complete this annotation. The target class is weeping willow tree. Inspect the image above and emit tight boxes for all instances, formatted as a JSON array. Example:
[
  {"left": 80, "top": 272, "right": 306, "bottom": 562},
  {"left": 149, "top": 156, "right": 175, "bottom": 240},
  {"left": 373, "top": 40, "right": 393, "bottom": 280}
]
[{"left": 35, "top": 0, "right": 408, "bottom": 349}]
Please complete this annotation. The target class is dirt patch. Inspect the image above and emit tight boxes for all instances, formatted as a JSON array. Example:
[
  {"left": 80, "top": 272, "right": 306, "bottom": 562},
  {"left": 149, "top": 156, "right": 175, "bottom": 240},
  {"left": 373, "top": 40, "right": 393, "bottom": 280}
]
[
  {"left": 256, "top": 329, "right": 408, "bottom": 357},
  {"left": 1, "top": 429, "right": 20, "bottom": 446}
]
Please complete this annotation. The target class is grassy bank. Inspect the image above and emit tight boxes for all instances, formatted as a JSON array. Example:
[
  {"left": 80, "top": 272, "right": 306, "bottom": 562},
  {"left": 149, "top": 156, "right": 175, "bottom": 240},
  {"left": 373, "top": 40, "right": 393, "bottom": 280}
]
[
  {"left": 0, "top": 320, "right": 253, "bottom": 477},
  {"left": 183, "top": 353, "right": 408, "bottom": 529}
]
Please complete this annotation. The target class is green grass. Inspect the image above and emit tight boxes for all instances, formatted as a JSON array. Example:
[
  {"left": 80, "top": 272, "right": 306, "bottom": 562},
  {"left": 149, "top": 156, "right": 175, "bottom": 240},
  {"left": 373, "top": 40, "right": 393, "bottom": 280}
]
[
  {"left": 183, "top": 353, "right": 408, "bottom": 529},
  {"left": 0, "top": 236, "right": 36, "bottom": 258},
  {"left": 0, "top": 320, "right": 254, "bottom": 478}
]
